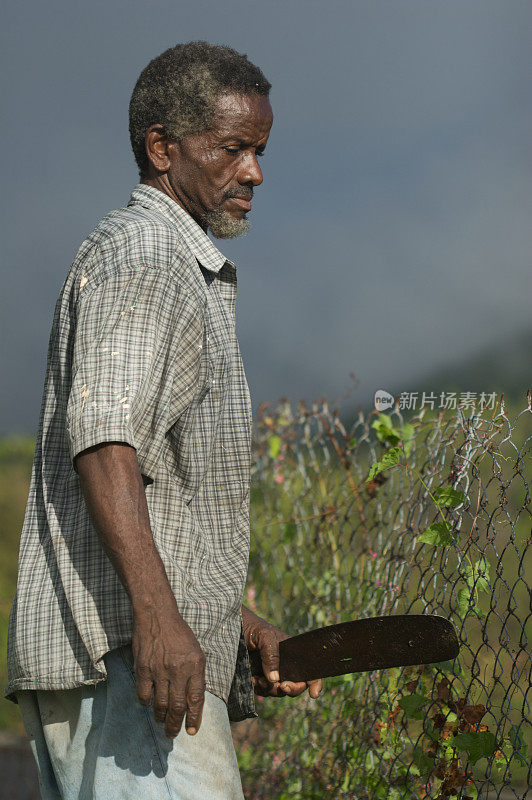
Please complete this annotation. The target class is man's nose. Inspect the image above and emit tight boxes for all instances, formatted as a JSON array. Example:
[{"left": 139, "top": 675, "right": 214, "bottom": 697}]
[{"left": 237, "top": 153, "right": 263, "bottom": 187}]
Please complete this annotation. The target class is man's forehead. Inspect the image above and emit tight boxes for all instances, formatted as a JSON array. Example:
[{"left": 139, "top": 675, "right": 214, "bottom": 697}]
[{"left": 211, "top": 92, "right": 273, "bottom": 138}]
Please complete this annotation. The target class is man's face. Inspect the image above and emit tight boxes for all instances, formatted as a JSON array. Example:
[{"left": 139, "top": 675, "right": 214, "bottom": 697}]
[{"left": 165, "top": 92, "right": 273, "bottom": 238}]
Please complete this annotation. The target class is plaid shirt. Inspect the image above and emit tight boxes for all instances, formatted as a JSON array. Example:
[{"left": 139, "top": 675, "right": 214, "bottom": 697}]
[{"left": 6, "top": 184, "right": 257, "bottom": 722}]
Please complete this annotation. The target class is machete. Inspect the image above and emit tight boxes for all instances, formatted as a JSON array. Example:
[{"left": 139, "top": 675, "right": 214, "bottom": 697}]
[{"left": 248, "top": 614, "right": 459, "bottom": 683}]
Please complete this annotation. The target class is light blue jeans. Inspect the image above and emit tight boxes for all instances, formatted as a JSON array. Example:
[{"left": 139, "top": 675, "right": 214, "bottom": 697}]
[{"left": 16, "top": 644, "right": 245, "bottom": 799}]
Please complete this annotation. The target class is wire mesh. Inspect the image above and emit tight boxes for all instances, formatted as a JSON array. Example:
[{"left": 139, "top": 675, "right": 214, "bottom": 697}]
[{"left": 237, "top": 392, "right": 531, "bottom": 800}]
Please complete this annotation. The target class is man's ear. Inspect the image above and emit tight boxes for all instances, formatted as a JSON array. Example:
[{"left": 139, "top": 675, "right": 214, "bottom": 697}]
[{"left": 144, "top": 124, "right": 174, "bottom": 174}]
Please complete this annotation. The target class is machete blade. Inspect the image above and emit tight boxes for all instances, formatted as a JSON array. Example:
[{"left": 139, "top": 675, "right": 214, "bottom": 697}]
[{"left": 249, "top": 615, "right": 459, "bottom": 683}]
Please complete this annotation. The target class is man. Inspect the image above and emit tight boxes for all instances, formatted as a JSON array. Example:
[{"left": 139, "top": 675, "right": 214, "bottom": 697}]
[{"left": 6, "top": 42, "right": 321, "bottom": 799}]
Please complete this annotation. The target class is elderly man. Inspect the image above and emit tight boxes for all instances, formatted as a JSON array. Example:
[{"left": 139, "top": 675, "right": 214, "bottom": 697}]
[{"left": 6, "top": 42, "right": 321, "bottom": 799}]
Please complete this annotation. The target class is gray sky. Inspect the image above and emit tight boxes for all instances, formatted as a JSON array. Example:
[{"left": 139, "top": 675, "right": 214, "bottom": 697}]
[{"left": 1, "top": 0, "right": 531, "bottom": 434}]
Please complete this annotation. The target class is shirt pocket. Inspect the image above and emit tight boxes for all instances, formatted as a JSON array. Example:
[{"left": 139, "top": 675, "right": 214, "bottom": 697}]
[{"left": 163, "top": 341, "right": 229, "bottom": 502}]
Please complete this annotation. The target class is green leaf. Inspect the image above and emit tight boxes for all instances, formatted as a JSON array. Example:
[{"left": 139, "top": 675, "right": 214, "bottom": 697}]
[
  {"left": 412, "top": 745, "right": 435, "bottom": 778},
  {"left": 467, "top": 557, "right": 490, "bottom": 594},
  {"left": 508, "top": 727, "right": 528, "bottom": 766},
  {"left": 366, "top": 447, "right": 402, "bottom": 482},
  {"left": 418, "top": 521, "right": 456, "bottom": 547},
  {"left": 373, "top": 413, "right": 393, "bottom": 430},
  {"left": 458, "top": 587, "right": 477, "bottom": 617},
  {"left": 398, "top": 693, "right": 429, "bottom": 719},
  {"left": 426, "top": 723, "right": 441, "bottom": 742},
  {"left": 433, "top": 487, "right": 466, "bottom": 507},
  {"left": 268, "top": 435, "right": 281, "bottom": 459},
  {"left": 464, "top": 556, "right": 491, "bottom": 604},
  {"left": 371, "top": 415, "right": 401, "bottom": 446},
  {"left": 452, "top": 731, "right": 496, "bottom": 764}
]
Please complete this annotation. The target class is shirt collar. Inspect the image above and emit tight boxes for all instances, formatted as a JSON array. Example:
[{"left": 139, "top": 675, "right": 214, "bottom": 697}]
[{"left": 127, "top": 183, "right": 233, "bottom": 274}]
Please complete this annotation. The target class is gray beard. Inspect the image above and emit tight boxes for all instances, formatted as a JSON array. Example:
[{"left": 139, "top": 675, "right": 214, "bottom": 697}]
[{"left": 204, "top": 209, "right": 251, "bottom": 239}]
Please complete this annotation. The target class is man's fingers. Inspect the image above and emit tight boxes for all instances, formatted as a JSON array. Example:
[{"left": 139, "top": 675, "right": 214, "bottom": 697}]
[
  {"left": 153, "top": 679, "right": 170, "bottom": 722},
  {"left": 258, "top": 630, "right": 281, "bottom": 683},
  {"left": 276, "top": 678, "right": 323, "bottom": 698},
  {"left": 164, "top": 684, "right": 187, "bottom": 738},
  {"left": 185, "top": 673, "right": 205, "bottom": 735},
  {"left": 132, "top": 620, "right": 206, "bottom": 738},
  {"left": 308, "top": 678, "right": 323, "bottom": 699},
  {"left": 135, "top": 664, "right": 154, "bottom": 707},
  {"left": 278, "top": 680, "right": 308, "bottom": 697},
  {"left": 253, "top": 675, "right": 269, "bottom": 692}
]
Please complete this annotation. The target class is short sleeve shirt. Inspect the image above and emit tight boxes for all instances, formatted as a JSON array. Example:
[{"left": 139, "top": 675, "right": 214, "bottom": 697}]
[{"left": 6, "top": 184, "right": 257, "bottom": 722}]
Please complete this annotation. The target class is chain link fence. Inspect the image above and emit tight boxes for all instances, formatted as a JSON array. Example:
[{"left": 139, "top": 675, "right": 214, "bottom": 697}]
[{"left": 236, "top": 392, "right": 531, "bottom": 800}]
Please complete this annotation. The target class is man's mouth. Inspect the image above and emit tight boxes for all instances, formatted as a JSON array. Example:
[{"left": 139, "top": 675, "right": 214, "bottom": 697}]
[
  {"left": 224, "top": 197, "right": 252, "bottom": 211},
  {"left": 223, "top": 191, "right": 253, "bottom": 212}
]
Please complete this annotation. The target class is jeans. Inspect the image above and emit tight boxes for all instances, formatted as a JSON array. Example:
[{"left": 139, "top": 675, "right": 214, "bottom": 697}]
[{"left": 16, "top": 644, "right": 245, "bottom": 799}]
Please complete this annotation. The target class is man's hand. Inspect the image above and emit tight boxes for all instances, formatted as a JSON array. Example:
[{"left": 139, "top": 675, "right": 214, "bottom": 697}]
[
  {"left": 241, "top": 605, "right": 322, "bottom": 699},
  {"left": 132, "top": 600, "right": 206, "bottom": 739},
  {"left": 75, "top": 442, "right": 206, "bottom": 739}
]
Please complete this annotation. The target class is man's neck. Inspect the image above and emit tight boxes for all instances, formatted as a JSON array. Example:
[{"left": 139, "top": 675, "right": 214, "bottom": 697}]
[{"left": 140, "top": 175, "right": 208, "bottom": 232}]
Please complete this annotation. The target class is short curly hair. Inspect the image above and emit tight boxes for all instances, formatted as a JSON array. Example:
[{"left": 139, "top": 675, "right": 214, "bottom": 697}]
[{"left": 129, "top": 41, "right": 271, "bottom": 177}]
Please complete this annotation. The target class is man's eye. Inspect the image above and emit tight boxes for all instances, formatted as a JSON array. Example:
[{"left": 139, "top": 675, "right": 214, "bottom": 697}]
[{"left": 224, "top": 147, "right": 239, "bottom": 154}]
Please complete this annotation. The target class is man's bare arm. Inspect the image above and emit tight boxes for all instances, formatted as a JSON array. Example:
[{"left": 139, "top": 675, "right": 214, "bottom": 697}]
[{"left": 74, "top": 441, "right": 205, "bottom": 738}]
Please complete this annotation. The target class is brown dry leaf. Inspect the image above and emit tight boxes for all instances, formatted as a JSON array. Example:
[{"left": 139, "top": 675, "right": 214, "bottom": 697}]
[
  {"left": 370, "top": 720, "right": 383, "bottom": 745},
  {"left": 461, "top": 704, "right": 486, "bottom": 725},
  {"left": 458, "top": 718, "right": 489, "bottom": 733},
  {"left": 439, "top": 759, "right": 471, "bottom": 795},
  {"left": 389, "top": 705, "right": 401, "bottom": 727},
  {"left": 366, "top": 481, "right": 378, "bottom": 499},
  {"left": 432, "top": 712, "right": 446, "bottom": 730},
  {"left": 440, "top": 728, "right": 454, "bottom": 741},
  {"left": 453, "top": 697, "right": 465, "bottom": 714},
  {"left": 434, "top": 760, "right": 448, "bottom": 779},
  {"left": 437, "top": 677, "right": 452, "bottom": 702}
]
